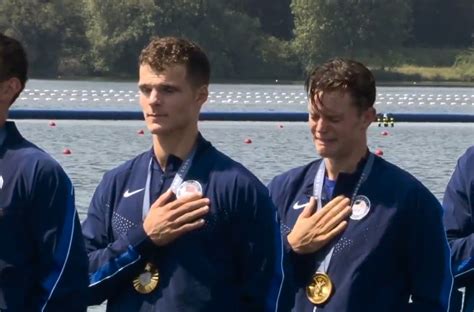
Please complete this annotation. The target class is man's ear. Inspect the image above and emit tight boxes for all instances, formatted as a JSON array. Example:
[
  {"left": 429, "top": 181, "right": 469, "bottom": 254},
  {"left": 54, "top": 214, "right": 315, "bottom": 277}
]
[
  {"left": 194, "top": 85, "right": 208, "bottom": 107},
  {"left": 2, "top": 77, "right": 22, "bottom": 105},
  {"left": 362, "top": 107, "right": 376, "bottom": 129}
]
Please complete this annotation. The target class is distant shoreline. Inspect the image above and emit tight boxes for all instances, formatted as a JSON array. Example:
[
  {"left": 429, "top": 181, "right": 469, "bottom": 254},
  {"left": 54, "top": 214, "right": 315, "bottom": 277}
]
[{"left": 27, "top": 76, "right": 474, "bottom": 88}]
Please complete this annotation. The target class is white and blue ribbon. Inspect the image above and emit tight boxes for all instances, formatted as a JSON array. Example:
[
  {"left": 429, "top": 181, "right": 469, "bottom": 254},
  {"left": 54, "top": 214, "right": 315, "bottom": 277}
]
[{"left": 142, "top": 146, "right": 197, "bottom": 220}]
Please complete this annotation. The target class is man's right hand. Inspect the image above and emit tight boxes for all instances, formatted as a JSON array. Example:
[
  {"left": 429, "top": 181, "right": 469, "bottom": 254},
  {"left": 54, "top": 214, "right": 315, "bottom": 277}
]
[
  {"left": 143, "top": 189, "right": 210, "bottom": 246},
  {"left": 287, "top": 195, "right": 351, "bottom": 254}
]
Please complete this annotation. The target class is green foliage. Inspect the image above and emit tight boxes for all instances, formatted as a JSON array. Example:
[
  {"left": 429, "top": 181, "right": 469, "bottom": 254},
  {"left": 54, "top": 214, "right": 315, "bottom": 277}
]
[
  {"left": 0, "top": 0, "right": 471, "bottom": 81},
  {"left": 292, "top": 0, "right": 412, "bottom": 71},
  {"left": 411, "top": 0, "right": 473, "bottom": 48},
  {"left": 258, "top": 36, "right": 301, "bottom": 79},
  {"left": 454, "top": 49, "right": 474, "bottom": 81},
  {"left": 80, "top": 0, "right": 300, "bottom": 79},
  {"left": 161, "top": 0, "right": 266, "bottom": 78},
  {"left": 397, "top": 48, "right": 463, "bottom": 67},
  {"left": 83, "top": 0, "right": 158, "bottom": 75},
  {"left": 0, "top": 0, "right": 67, "bottom": 76}
]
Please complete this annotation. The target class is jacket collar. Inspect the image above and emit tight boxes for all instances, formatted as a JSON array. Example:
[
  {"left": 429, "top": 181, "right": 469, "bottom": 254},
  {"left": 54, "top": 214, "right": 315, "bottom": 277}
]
[
  {"left": 303, "top": 150, "right": 371, "bottom": 198},
  {"left": 147, "top": 132, "right": 211, "bottom": 171},
  {"left": 0, "top": 121, "right": 24, "bottom": 149}
]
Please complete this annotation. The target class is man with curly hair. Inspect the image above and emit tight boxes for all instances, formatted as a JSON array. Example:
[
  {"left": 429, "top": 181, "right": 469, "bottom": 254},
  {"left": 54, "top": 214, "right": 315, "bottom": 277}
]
[
  {"left": 82, "top": 36, "right": 284, "bottom": 311},
  {"left": 268, "top": 58, "right": 453, "bottom": 311}
]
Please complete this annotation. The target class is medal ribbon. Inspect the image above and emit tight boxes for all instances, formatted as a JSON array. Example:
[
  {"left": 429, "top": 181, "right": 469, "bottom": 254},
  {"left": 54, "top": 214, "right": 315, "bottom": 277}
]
[
  {"left": 312, "top": 153, "right": 375, "bottom": 273},
  {"left": 142, "top": 145, "right": 198, "bottom": 220}
]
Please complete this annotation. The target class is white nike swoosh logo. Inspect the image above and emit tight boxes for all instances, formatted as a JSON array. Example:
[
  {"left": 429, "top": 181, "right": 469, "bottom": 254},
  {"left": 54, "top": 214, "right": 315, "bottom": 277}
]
[
  {"left": 123, "top": 188, "right": 145, "bottom": 198},
  {"left": 293, "top": 201, "right": 309, "bottom": 210}
]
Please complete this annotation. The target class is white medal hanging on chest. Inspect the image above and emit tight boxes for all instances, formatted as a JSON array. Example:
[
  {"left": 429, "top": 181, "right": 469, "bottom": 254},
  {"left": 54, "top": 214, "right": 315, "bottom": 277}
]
[
  {"left": 176, "top": 180, "right": 203, "bottom": 199},
  {"left": 350, "top": 195, "right": 371, "bottom": 220}
]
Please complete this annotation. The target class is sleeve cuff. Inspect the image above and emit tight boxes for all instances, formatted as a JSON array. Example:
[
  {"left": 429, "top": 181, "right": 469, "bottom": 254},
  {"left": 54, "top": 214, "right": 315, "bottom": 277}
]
[
  {"left": 126, "top": 224, "right": 156, "bottom": 257},
  {"left": 282, "top": 233, "right": 295, "bottom": 253}
]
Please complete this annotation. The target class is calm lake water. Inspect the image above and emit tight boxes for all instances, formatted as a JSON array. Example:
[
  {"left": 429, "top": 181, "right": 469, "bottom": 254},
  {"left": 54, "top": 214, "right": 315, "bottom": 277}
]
[{"left": 10, "top": 79, "right": 474, "bottom": 311}]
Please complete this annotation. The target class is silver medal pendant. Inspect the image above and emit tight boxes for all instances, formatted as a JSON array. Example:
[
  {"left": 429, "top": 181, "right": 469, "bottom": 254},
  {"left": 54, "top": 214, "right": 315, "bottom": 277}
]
[{"left": 176, "top": 180, "right": 203, "bottom": 198}]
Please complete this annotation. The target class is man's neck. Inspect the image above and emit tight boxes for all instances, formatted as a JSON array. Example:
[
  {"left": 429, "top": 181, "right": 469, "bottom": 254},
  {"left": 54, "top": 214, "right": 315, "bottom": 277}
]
[
  {"left": 153, "top": 127, "right": 198, "bottom": 170},
  {"left": 324, "top": 145, "right": 368, "bottom": 180}
]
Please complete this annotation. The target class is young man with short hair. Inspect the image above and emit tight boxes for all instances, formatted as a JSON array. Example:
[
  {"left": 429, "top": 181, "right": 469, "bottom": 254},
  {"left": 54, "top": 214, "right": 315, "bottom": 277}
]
[
  {"left": 268, "top": 58, "right": 453, "bottom": 311},
  {"left": 0, "top": 33, "right": 88, "bottom": 311},
  {"left": 82, "top": 37, "right": 284, "bottom": 311}
]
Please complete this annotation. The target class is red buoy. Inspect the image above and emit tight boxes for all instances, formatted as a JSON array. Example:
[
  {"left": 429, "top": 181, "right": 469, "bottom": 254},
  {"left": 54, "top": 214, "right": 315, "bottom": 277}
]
[
  {"left": 49, "top": 121, "right": 56, "bottom": 127},
  {"left": 63, "top": 148, "right": 72, "bottom": 155},
  {"left": 244, "top": 138, "right": 252, "bottom": 144},
  {"left": 278, "top": 124, "right": 284, "bottom": 128},
  {"left": 137, "top": 129, "right": 144, "bottom": 135},
  {"left": 375, "top": 148, "right": 384, "bottom": 156},
  {"left": 381, "top": 131, "right": 389, "bottom": 136}
]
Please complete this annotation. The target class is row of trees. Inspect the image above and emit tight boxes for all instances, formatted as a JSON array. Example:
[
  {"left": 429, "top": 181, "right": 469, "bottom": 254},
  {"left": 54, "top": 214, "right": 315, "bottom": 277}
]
[{"left": 0, "top": 0, "right": 472, "bottom": 80}]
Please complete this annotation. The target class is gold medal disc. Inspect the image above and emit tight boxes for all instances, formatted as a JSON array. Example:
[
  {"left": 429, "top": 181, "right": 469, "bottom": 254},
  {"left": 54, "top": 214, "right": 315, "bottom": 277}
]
[
  {"left": 133, "top": 262, "right": 159, "bottom": 294},
  {"left": 306, "top": 272, "right": 333, "bottom": 305}
]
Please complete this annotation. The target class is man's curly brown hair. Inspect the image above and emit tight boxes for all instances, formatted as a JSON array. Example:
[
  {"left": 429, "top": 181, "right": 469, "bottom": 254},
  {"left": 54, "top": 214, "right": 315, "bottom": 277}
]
[
  {"left": 139, "top": 37, "right": 210, "bottom": 87},
  {"left": 305, "top": 58, "right": 376, "bottom": 113}
]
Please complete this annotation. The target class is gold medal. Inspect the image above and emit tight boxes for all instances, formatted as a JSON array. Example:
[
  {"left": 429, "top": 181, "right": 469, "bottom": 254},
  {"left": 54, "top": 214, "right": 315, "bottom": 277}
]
[
  {"left": 306, "top": 272, "right": 333, "bottom": 305},
  {"left": 133, "top": 262, "right": 159, "bottom": 294}
]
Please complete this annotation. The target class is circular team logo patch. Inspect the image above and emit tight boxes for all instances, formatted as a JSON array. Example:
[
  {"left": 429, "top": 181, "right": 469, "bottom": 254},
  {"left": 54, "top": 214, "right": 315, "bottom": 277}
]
[
  {"left": 176, "top": 180, "right": 202, "bottom": 199},
  {"left": 350, "top": 195, "right": 371, "bottom": 220}
]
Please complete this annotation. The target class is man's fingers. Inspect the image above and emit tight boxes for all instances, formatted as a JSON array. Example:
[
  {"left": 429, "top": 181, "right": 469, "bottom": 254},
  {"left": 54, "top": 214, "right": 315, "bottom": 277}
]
[
  {"left": 173, "top": 219, "right": 206, "bottom": 236},
  {"left": 173, "top": 206, "right": 209, "bottom": 227},
  {"left": 300, "top": 196, "right": 316, "bottom": 218},
  {"left": 320, "top": 206, "right": 352, "bottom": 233},
  {"left": 167, "top": 192, "right": 206, "bottom": 210},
  {"left": 169, "top": 198, "right": 210, "bottom": 220},
  {"left": 318, "top": 199, "right": 351, "bottom": 227},
  {"left": 324, "top": 195, "right": 348, "bottom": 211},
  {"left": 321, "top": 220, "right": 348, "bottom": 242},
  {"left": 151, "top": 189, "right": 173, "bottom": 209},
  {"left": 312, "top": 196, "right": 349, "bottom": 223}
]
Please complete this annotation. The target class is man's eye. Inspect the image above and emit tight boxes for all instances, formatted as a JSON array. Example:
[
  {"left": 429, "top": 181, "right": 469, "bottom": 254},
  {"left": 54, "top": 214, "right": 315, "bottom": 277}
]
[
  {"left": 162, "top": 86, "right": 175, "bottom": 93},
  {"left": 139, "top": 87, "right": 151, "bottom": 95}
]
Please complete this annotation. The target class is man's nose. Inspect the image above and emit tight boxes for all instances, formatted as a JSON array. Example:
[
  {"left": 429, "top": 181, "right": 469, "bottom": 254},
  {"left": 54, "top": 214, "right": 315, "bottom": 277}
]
[
  {"left": 316, "top": 118, "right": 329, "bottom": 132},
  {"left": 149, "top": 89, "right": 160, "bottom": 104}
]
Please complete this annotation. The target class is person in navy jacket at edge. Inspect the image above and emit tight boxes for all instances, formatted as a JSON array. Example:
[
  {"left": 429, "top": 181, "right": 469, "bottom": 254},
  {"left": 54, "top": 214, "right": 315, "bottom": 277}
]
[
  {"left": 81, "top": 36, "right": 284, "bottom": 312},
  {"left": 0, "top": 33, "right": 88, "bottom": 311},
  {"left": 443, "top": 146, "right": 474, "bottom": 312},
  {"left": 267, "top": 58, "right": 453, "bottom": 312}
]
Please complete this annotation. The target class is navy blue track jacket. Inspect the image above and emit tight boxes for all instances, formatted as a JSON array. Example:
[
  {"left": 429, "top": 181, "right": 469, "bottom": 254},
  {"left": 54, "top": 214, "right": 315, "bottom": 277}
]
[
  {"left": 82, "top": 134, "right": 284, "bottom": 311},
  {"left": 444, "top": 146, "right": 474, "bottom": 284},
  {"left": 268, "top": 154, "right": 453, "bottom": 312},
  {"left": 0, "top": 122, "right": 88, "bottom": 311}
]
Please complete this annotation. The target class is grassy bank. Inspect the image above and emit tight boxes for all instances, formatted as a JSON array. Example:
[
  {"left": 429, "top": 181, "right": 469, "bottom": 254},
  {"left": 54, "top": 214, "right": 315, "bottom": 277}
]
[
  {"left": 391, "top": 66, "right": 465, "bottom": 81},
  {"left": 385, "top": 48, "right": 474, "bottom": 83},
  {"left": 37, "top": 47, "right": 474, "bottom": 85}
]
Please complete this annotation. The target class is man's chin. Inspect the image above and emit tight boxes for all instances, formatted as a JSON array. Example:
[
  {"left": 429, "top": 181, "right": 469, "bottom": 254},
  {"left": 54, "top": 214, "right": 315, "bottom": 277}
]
[
  {"left": 148, "top": 126, "right": 166, "bottom": 135},
  {"left": 315, "top": 146, "right": 333, "bottom": 158}
]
